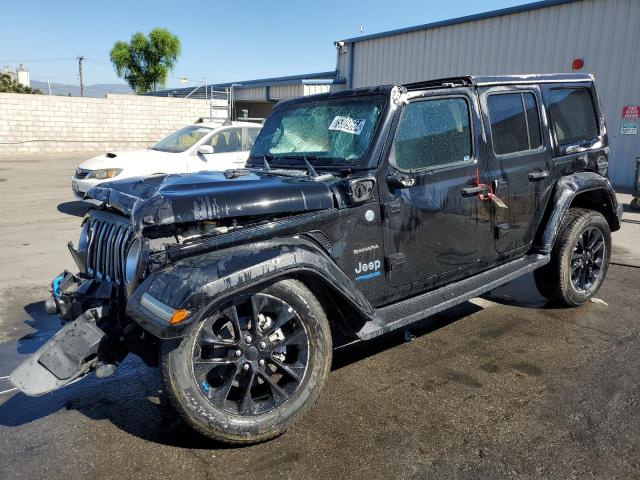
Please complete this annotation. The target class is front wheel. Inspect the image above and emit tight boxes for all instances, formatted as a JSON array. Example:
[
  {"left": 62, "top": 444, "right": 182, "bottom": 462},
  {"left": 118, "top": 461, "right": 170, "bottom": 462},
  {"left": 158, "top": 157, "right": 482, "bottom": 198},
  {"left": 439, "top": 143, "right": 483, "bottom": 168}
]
[
  {"left": 160, "top": 279, "right": 332, "bottom": 444},
  {"left": 535, "top": 208, "right": 611, "bottom": 306}
]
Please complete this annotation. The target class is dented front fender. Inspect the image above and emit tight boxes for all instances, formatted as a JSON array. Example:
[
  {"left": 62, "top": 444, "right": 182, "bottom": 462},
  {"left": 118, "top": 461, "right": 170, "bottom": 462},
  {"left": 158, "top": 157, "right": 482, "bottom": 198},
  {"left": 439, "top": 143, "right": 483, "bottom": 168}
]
[{"left": 126, "top": 236, "right": 374, "bottom": 338}]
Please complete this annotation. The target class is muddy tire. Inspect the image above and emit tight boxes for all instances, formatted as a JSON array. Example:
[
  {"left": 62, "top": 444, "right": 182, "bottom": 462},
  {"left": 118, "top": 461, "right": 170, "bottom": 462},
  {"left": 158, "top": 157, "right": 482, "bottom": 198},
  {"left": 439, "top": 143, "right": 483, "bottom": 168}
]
[
  {"left": 534, "top": 208, "right": 611, "bottom": 306},
  {"left": 160, "top": 279, "right": 332, "bottom": 444}
]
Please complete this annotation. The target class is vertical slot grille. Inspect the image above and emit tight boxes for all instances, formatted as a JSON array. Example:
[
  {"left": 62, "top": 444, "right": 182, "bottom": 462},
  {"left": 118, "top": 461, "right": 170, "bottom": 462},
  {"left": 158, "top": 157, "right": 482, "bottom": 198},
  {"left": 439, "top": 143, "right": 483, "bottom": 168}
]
[{"left": 85, "top": 213, "right": 134, "bottom": 284}]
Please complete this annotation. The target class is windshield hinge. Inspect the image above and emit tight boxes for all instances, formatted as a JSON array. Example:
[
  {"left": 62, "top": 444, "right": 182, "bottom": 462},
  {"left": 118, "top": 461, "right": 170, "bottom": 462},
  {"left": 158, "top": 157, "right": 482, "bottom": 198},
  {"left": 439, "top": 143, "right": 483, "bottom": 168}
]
[
  {"left": 382, "top": 199, "right": 402, "bottom": 220},
  {"left": 386, "top": 253, "right": 405, "bottom": 271}
]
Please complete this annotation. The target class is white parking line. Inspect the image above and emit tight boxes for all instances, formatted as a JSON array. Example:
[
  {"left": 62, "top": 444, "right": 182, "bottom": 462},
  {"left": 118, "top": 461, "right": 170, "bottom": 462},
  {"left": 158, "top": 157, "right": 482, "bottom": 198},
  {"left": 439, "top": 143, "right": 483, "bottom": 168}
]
[{"left": 0, "top": 387, "right": 17, "bottom": 395}]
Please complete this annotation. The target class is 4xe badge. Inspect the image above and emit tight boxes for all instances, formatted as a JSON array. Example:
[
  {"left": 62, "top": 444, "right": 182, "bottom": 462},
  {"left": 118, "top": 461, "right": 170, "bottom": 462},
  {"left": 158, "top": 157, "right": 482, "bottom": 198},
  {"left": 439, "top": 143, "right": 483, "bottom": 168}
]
[{"left": 355, "top": 259, "right": 382, "bottom": 281}]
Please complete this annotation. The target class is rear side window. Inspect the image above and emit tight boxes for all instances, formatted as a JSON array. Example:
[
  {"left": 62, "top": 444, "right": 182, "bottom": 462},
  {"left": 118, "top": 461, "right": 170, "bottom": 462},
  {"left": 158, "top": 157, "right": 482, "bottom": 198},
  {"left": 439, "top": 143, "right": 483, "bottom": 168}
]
[
  {"left": 487, "top": 92, "right": 542, "bottom": 155},
  {"left": 391, "top": 97, "right": 472, "bottom": 171},
  {"left": 546, "top": 88, "right": 599, "bottom": 145}
]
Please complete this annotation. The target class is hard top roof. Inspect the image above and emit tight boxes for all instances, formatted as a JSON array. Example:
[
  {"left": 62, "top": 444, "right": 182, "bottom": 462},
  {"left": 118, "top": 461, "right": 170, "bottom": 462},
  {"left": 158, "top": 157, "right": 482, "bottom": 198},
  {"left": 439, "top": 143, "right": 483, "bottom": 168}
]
[
  {"left": 402, "top": 73, "right": 593, "bottom": 91},
  {"left": 275, "top": 73, "right": 593, "bottom": 107}
]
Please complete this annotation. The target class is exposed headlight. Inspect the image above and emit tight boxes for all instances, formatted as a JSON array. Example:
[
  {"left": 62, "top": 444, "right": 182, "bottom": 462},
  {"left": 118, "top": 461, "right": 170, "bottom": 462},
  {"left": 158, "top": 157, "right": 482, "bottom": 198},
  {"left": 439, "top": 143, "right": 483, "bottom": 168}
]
[
  {"left": 78, "top": 221, "right": 91, "bottom": 252},
  {"left": 87, "top": 168, "right": 123, "bottom": 180},
  {"left": 125, "top": 236, "right": 143, "bottom": 285}
]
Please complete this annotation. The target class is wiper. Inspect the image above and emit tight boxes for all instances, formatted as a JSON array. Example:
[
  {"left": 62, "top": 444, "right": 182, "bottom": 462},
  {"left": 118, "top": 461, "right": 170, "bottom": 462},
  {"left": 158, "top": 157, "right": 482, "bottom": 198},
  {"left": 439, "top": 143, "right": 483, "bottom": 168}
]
[
  {"left": 276, "top": 155, "right": 319, "bottom": 177},
  {"left": 262, "top": 155, "right": 271, "bottom": 172},
  {"left": 303, "top": 157, "right": 318, "bottom": 177}
]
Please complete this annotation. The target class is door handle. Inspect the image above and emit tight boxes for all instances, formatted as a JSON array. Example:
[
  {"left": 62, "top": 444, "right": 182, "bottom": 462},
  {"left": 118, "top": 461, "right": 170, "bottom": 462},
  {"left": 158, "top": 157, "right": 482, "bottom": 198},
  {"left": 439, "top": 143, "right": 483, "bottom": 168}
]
[
  {"left": 528, "top": 170, "right": 549, "bottom": 181},
  {"left": 461, "top": 185, "right": 488, "bottom": 197}
]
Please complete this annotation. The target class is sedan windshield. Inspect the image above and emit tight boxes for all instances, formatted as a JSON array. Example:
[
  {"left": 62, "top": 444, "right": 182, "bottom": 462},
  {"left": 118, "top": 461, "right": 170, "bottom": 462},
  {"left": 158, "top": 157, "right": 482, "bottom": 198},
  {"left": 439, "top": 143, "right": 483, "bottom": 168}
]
[
  {"left": 150, "top": 126, "right": 212, "bottom": 153},
  {"left": 251, "top": 95, "right": 386, "bottom": 167}
]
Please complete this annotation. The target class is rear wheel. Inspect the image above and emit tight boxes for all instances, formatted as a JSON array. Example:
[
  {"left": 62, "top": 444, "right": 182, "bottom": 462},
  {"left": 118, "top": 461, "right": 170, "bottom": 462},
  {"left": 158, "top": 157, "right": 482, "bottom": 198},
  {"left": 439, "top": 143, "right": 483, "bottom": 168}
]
[
  {"left": 535, "top": 208, "right": 611, "bottom": 306},
  {"left": 161, "top": 279, "right": 332, "bottom": 444}
]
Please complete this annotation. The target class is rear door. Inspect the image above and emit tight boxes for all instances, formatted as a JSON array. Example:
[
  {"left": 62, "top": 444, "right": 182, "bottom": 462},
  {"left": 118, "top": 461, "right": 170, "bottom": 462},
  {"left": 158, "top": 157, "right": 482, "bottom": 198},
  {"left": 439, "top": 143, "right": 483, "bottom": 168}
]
[
  {"left": 381, "top": 89, "right": 492, "bottom": 290},
  {"left": 479, "top": 86, "right": 553, "bottom": 255},
  {"left": 540, "top": 83, "right": 606, "bottom": 177}
]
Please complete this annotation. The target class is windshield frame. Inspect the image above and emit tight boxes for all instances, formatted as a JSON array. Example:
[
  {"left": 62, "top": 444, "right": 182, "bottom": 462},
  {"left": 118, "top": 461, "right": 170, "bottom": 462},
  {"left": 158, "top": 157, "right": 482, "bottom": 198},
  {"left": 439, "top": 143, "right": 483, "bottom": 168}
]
[
  {"left": 248, "top": 93, "right": 390, "bottom": 170},
  {"left": 149, "top": 125, "right": 214, "bottom": 153}
]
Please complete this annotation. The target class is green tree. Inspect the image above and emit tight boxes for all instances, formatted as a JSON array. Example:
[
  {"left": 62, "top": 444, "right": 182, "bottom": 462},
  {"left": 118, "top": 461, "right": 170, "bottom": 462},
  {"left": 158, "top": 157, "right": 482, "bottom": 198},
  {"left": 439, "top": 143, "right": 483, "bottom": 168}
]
[
  {"left": 110, "top": 28, "right": 181, "bottom": 93},
  {"left": 0, "top": 72, "right": 42, "bottom": 94}
]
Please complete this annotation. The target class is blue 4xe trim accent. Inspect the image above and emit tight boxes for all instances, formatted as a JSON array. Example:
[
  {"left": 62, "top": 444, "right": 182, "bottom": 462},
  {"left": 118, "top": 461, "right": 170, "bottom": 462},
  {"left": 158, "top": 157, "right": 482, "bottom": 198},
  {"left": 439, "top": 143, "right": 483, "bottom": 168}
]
[
  {"left": 355, "top": 271, "right": 382, "bottom": 281},
  {"left": 51, "top": 275, "right": 65, "bottom": 298}
]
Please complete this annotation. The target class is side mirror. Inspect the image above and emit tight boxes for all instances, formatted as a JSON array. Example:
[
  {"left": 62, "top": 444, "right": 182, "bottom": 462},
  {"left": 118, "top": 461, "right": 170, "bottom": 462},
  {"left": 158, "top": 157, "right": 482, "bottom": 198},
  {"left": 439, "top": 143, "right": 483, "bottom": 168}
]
[
  {"left": 197, "top": 145, "right": 214, "bottom": 155},
  {"left": 386, "top": 172, "right": 415, "bottom": 189}
]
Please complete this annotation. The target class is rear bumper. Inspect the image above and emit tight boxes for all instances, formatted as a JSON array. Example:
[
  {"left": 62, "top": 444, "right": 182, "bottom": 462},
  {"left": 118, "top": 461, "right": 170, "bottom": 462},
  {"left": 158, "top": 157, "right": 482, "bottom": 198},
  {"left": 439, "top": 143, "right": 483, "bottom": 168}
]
[{"left": 617, "top": 202, "right": 624, "bottom": 223}]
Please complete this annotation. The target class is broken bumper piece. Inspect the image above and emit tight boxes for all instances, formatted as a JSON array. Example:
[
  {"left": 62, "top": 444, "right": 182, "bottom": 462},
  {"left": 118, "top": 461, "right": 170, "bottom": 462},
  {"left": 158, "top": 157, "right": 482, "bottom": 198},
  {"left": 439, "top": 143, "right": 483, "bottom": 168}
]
[{"left": 10, "top": 308, "right": 108, "bottom": 396}]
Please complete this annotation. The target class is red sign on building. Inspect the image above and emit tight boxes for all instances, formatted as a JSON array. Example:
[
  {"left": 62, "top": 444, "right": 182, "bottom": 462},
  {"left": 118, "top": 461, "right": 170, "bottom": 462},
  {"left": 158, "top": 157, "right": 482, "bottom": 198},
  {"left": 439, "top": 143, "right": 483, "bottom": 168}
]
[{"left": 622, "top": 105, "right": 640, "bottom": 119}]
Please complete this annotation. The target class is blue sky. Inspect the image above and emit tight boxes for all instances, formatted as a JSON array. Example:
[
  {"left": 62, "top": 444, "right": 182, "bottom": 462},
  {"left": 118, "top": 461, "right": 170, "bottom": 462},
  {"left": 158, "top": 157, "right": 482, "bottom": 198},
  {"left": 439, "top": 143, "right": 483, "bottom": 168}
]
[{"left": 0, "top": 0, "right": 532, "bottom": 88}]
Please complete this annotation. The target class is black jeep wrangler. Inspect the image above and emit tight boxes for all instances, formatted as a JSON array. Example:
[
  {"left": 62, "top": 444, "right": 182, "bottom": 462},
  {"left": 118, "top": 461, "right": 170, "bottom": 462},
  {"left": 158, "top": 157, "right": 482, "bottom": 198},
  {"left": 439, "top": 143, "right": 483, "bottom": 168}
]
[{"left": 11, "top": 74, "right": 622, "bottom": 444}]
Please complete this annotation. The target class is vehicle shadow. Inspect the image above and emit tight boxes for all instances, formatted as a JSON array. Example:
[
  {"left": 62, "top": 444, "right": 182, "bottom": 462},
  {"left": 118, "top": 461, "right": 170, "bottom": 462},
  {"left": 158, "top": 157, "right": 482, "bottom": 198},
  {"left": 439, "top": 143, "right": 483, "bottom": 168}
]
[
  {"left": 57, "top": 201, "right": 92, "bottom": 217},
  {"left": 482, "top": 272, "right": 552, "bottom": 309},
  {"left": 332, "top": 301, "right": 482, "bottom": 370},
  {"left": 16, "top": 301, "right": 59, "bottom": 355},
  {"left": 0, "top": 279, "right": 545, "bottom": 450}
]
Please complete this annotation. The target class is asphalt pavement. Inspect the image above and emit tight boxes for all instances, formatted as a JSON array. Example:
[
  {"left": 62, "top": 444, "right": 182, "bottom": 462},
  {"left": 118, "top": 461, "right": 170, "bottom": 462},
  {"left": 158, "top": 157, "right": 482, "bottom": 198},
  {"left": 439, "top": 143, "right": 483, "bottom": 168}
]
[{"left": 0, "top": 154, "right": 639, "bottom": 479}]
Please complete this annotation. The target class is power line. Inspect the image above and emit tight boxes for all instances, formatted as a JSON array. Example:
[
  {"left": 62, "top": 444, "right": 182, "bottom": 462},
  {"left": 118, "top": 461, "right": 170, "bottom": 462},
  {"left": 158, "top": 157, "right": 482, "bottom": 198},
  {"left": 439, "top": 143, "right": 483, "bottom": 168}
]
[
  {"left": 0, "top": 58, "right": 76, "bottom": 63},
  {"left": 84, "top": 58, "right": 113, "bottom": 67}
]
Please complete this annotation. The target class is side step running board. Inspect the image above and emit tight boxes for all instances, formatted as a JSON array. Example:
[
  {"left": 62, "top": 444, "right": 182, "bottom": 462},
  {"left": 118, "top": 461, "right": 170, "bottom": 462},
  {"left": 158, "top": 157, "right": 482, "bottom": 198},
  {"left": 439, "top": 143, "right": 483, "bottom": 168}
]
[{"left": 356, "top": 254, "right": 550, "bottom": 340}]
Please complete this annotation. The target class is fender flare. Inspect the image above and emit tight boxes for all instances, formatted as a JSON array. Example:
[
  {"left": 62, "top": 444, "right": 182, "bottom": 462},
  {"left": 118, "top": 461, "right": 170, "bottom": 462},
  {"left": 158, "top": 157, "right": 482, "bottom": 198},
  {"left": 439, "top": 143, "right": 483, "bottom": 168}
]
[
  {"left": 537, "top": 171, "right": 621, "bottom": 254},
  {"left": 126, "top": 236, "right": 374, "bottom": 338}
]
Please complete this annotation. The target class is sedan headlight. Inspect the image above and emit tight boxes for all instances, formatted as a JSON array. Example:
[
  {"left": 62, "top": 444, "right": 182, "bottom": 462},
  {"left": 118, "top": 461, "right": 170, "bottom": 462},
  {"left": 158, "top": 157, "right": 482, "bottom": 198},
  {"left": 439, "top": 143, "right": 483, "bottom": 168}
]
[
  {"left": 87, "top": 168, "right": 123, "bottom": 180},
  {"left": 125, "top": 236, "right": 144, "bottom": 285}
]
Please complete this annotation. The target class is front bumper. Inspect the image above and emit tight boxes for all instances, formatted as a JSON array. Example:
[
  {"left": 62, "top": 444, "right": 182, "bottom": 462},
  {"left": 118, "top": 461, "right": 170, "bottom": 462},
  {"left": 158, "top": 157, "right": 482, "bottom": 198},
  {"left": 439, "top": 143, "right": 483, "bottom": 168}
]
[
  {"left": 51, "top": 269, "right": 193, "bottom": 341},
  {"left": 72, "top": 176, "right": 102, "bottom": 198}
]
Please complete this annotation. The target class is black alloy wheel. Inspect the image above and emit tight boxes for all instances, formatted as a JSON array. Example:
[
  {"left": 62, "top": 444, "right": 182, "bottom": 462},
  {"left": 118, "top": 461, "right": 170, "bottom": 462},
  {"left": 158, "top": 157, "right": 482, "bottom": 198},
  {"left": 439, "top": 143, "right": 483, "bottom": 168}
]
[
  {"left": 569, "top": 226, "right": 606, "bottom": 293},
  {"left": 534, "top": 208, "right": 611, "bottom": 306},
  {"left": 192, "top": 293, "right": 310, "bottom": 415},
  {"left": 161, "top": 278, "right": 332, "bottom": 444}
]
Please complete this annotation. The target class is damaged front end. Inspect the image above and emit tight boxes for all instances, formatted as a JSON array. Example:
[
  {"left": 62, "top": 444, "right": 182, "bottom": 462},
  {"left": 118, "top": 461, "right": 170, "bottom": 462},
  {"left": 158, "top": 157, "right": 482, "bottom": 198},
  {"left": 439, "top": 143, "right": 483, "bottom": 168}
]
[
  {"left": 10, "top": 168, "right": 342, "bottom": 396},
  {"left": 10, "top": 270, "right": 157, "bottom": 395}
]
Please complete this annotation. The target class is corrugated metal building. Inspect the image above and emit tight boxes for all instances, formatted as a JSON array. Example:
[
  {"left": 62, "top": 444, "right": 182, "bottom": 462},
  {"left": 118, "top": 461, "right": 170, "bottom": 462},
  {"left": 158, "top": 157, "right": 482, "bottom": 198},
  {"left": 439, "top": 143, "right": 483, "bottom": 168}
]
[
  {"left": 335, "top": 0, "right": 640, "bottom": 189},
  {"left": 147, "top": 71, "right": 345, "bottom": 120}
]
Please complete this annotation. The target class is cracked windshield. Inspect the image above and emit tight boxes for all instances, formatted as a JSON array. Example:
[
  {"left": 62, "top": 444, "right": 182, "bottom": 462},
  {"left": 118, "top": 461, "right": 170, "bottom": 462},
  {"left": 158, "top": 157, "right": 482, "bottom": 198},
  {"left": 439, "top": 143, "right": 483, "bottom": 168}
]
[{"left": 251, "top": 96, "right": 385, "bottom": 166}]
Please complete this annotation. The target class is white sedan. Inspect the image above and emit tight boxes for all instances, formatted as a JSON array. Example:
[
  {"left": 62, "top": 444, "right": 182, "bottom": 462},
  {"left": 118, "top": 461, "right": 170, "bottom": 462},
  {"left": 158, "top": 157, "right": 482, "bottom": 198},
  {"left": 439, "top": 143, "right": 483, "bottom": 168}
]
[{"left": 71, "top": 121, "right": 261, "bottom": 197}]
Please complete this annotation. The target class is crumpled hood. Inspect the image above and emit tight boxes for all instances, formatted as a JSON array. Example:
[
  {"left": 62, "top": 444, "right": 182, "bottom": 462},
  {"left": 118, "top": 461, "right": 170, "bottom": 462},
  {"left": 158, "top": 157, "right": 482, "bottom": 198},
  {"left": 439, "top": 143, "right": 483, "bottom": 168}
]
[{"left": 86, "top": 170, "right": 336, "bottom": 231}]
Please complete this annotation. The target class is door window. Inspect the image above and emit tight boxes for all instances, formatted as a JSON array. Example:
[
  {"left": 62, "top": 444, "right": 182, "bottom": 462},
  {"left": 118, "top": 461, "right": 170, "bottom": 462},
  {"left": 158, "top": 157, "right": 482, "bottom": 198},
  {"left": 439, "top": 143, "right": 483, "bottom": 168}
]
[
  {"left": 487, "top": 92, "right": 542, "bottom": 155},
  {"left": 208, "top": 128, "right": 243, "bottom": 153},
  {"left": 546, "top": 88, "right": 599, "bottom": 145},
  {"left": 391, "top": 97, "right": 472, "bottom": 171}
]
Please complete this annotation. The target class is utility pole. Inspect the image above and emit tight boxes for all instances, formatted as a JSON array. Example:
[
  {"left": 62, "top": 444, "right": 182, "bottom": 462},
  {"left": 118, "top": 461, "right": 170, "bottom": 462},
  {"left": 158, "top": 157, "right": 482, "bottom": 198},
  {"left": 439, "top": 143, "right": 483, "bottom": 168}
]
[
  {"left": 77, "top": 56, "right": 85, "bottom": 97},
  {"left": 47, "top": 79, "right": 52, "bottom": 95}
]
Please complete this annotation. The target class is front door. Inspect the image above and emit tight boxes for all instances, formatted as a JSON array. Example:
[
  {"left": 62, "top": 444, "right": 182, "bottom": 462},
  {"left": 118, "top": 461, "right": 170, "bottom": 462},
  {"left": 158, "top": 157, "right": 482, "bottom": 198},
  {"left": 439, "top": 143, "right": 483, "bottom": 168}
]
[
  {"left": 190, "top": 127, "right": 246, "bottom": 172},
  {"left": 479, "top": 86, "right": 553, "bottom": 254},
  {"left": 382, "top": 90, "right": 492, "bottom": 289}
]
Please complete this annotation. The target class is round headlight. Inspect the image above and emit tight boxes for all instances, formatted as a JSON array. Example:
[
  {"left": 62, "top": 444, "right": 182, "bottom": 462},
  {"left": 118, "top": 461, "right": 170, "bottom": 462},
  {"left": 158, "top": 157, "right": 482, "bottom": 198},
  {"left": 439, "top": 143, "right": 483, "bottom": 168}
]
[
  {"left": 78, "top": 221, "right": 91, "bottom": 252},
  {"left": 125, "top": 237, "right": 143, "bottom": 285}
]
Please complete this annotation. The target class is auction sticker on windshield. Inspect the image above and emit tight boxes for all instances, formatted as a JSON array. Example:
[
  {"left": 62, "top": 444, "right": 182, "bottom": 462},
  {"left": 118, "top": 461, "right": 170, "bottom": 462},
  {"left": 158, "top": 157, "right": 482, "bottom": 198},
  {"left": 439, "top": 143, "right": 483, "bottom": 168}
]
[{"left": 329, "top": 116, "right": 366, "bottom": 135}]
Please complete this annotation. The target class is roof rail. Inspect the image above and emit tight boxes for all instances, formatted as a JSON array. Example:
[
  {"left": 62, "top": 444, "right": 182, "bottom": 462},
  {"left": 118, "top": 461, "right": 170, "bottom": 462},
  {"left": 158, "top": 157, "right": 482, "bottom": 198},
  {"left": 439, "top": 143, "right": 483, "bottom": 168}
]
[{"left": 402, "top": 76, "right": 474, "bottom": 91}]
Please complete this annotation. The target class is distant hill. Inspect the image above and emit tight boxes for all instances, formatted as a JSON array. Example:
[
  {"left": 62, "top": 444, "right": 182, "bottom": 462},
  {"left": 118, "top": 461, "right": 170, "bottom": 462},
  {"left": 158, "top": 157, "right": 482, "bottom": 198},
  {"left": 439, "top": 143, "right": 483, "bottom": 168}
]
[{"left": 30, "top": 80, "right": 133, "bottom": 98}]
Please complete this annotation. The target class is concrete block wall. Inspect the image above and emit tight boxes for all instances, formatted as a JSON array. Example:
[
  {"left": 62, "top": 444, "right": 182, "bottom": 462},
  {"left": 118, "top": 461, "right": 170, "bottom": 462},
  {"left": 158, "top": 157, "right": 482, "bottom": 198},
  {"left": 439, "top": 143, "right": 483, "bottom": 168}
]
[{"left": 0, "top": 93, "right": 218, "bottom": 156}]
